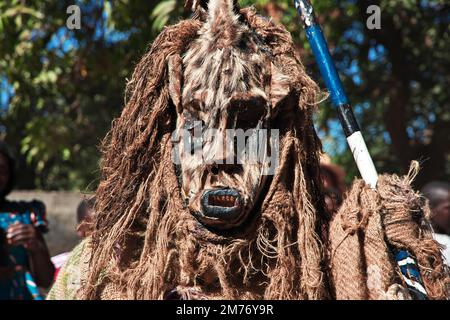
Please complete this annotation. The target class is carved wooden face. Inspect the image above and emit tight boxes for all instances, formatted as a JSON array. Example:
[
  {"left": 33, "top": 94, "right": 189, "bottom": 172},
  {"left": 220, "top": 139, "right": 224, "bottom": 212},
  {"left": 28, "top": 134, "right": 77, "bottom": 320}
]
[{"left": 169, "top": 0, "right": 290, "bottom": 230}]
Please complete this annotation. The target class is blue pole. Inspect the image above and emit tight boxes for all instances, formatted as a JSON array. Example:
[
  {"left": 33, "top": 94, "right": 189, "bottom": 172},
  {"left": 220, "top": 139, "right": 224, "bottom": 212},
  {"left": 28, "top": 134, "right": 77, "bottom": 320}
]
[{"left": 293, "top": 0, "right": 428, "bottom": 299}]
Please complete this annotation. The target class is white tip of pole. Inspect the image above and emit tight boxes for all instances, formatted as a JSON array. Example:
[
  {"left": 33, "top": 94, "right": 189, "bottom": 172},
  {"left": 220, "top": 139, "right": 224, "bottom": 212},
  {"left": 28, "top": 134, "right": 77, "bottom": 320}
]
[{"left": 346, "top": 131, "right": 378, "bottom": 188}]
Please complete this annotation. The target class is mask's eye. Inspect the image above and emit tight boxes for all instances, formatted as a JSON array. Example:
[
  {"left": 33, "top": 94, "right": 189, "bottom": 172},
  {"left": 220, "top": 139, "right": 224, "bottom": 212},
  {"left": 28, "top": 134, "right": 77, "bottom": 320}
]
[
  {"left": 235, "top": 113, "right": 264, "bottom": 131},
  {"left": 230, "top": 96, "right": 268, "bottom": 131},
  {"left": 184, "top": 120, "right": 204, "bottom": 154}
]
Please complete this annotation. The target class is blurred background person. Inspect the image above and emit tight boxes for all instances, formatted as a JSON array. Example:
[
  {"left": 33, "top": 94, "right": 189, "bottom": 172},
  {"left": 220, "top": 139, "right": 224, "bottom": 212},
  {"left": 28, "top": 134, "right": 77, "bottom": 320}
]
[
  {"left": 76, "top": 197, "right": 95, "bottom": 239},
  {"left": 320, "top": 154, "right": 346, "bottom": 216},
  {"left": 0, "top": 142, "right": 54, "bottom": 300},
  {"left": 51, "top": 196, "right": 95, "bottom": 280},
  {"left": 421, "top": 181, "right": 450, "bottom": 265}
]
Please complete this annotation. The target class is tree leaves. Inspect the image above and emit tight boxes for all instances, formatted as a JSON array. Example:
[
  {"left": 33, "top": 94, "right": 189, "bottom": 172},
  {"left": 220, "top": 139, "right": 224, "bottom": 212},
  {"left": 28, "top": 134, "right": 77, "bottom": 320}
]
[{"left": 151, "top": 0, "right": 176, "bottom": 32}]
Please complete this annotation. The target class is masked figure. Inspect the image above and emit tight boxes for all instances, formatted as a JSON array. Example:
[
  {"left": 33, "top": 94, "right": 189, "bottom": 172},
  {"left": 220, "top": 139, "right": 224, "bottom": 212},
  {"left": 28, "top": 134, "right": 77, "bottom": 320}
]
[{"left": 48, "top": 0, "right": 449, "bottom": 300}]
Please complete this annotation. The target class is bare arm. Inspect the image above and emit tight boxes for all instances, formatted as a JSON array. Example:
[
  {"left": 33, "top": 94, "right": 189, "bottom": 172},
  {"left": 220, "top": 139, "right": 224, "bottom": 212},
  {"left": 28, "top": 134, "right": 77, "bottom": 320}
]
[{"left": 7, "top": 223, "right": 55, "bottom": 288}]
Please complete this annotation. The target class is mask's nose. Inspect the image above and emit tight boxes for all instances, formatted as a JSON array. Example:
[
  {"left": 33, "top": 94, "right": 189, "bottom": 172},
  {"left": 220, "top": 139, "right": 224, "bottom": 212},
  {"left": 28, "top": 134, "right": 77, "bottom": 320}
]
[{"left": 200, "top": 188, "right": 243, "bottom": 223}]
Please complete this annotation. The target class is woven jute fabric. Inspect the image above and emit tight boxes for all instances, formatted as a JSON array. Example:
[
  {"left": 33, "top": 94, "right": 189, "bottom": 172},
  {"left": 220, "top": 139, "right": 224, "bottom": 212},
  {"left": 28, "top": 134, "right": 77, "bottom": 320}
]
[
  {"left": 377, "top": 164, "right": 450, "bottom": 299},
  {"left": 329, "top": 180, "right": 399, "bottom": 300},
  {"left": 329, "top": 163, "right": 450, "bottom": 300},
  {"left": 99, "top": 282, "right": 127, "bottom": 300}
]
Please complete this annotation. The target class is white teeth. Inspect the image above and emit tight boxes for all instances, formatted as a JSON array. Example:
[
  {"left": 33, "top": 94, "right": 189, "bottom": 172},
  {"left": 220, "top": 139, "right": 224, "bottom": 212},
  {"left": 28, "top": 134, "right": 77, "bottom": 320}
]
[{"left": 209, "top": 194, "right": 237, "bottom": 207}]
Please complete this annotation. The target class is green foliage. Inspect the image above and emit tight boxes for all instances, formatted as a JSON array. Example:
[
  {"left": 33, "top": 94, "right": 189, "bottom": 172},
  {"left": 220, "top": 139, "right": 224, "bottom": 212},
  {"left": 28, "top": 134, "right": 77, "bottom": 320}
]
[
  {"left": 151, "top": 0, "right": 176, "bottom": 32},
  {"left": 0, "top": 0, "right": 448, "bottom": 191}
]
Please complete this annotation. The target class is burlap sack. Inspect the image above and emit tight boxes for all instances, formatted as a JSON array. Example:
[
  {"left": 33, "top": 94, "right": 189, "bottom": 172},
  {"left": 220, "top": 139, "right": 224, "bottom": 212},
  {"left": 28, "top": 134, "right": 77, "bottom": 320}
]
[
  {"left": 329, "top": 163, "right": 449, "bottom": 300},
  {"left": 329, "top": 180, "right": 399, "bottom": 299}
]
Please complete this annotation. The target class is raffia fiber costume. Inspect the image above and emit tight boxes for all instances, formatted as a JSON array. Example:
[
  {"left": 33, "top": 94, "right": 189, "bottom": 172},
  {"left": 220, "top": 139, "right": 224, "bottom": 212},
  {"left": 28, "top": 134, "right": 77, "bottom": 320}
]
[{"left": 49, "top": 0, "right": 449, "bottom": 300}]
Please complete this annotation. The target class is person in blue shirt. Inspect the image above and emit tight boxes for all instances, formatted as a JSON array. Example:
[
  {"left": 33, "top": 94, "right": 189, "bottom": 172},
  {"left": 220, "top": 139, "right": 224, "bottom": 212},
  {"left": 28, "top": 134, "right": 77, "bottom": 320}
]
[{"left": 0, "top": 142, "right": 54, "bottom": 300}]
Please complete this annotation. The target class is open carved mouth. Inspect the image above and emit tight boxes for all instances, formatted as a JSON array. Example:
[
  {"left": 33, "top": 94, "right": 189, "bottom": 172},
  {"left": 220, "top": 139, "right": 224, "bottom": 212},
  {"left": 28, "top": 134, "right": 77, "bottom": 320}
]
[
  {"left": 199, "top": 188, "right": 244, "bottom": 228},
  {"left": 208, "top": 194, "right": 239, "bottom": 207}
]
